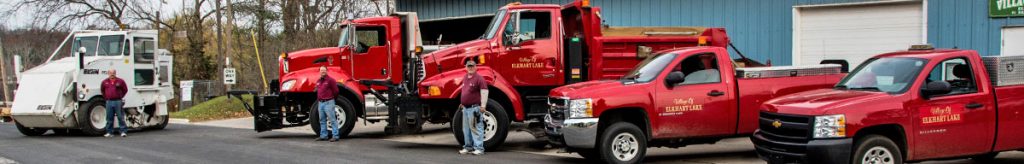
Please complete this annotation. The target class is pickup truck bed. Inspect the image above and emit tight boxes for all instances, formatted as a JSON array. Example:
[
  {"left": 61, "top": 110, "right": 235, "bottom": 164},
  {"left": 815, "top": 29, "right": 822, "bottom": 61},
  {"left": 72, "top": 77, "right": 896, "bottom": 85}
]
[{"left": 993, "top": 85, "right": 1024, "bottom": 151}]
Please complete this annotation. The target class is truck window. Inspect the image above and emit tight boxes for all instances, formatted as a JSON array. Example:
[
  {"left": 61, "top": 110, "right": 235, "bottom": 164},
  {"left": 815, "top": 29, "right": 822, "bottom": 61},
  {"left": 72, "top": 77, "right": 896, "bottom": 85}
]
[
  {"left": 924, "top": 58, "right": 978, "bottom": 96},
  {"left": 623, "top": 53, "right": 677, "bottom": 83},
  {"left": 668, "top": 53, "right": 721, "bottom": 85},
  {"left": 504, "top": 11, "right": 552, "bottom": 45},
  {"left": 97, "top": 35, "right": 126, "bottom": 56},
  {"left": 72, "top": 36, "right": 98, "bottom": 56},
  {"left": 134, "top": 37, "right": 156, "bottom": 63},
  {"left": 354, "top": 26, "right": 386, "bottom": 53},
  {"left": 837, "top": 57, "right": 927, "bottom": 93},
  {"left": 482, "top": 9, "right": 508, "bottom": 39},
  {"left": 518, "top": 12, "right": 552, "bottom": 40},
  {"left": 135, "top": 69, "right": 154, "bottom": 86}
]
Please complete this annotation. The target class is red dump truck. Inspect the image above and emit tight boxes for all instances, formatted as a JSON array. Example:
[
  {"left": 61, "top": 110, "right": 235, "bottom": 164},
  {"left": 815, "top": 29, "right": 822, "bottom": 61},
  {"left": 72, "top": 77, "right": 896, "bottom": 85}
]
[
  {"left": 544, "top": 46, "right": 846, "bottom": 163},
  {"left": 753, "top": 45, "right": 1024, "bottom": 164},
  {"left": 239, "top": 0, "right": 751, "bottom": 150}
]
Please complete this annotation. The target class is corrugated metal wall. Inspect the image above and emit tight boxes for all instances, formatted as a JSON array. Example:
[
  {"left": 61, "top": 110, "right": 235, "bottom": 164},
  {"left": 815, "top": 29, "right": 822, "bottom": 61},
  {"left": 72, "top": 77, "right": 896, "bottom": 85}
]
[{"left": 398, "top": 0, "right": 1024, "bottom": 66}]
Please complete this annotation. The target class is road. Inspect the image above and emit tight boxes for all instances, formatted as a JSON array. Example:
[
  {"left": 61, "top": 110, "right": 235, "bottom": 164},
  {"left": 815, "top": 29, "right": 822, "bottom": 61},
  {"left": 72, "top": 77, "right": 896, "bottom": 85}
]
[{"left": 1, "top": 118, "right": 1023, "bottom": 164}]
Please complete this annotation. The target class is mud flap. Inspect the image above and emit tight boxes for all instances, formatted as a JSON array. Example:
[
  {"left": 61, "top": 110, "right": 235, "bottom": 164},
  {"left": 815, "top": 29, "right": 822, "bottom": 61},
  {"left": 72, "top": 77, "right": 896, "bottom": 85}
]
[{"left": 227, "top": 91, "right": 282, "bottom": 132}]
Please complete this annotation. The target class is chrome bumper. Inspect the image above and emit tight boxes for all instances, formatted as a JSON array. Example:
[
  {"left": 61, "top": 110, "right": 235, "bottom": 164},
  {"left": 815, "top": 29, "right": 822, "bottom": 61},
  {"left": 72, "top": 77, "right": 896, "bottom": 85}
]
[{"left": 545, "top": 114, "right": 599, "bottom": 148}]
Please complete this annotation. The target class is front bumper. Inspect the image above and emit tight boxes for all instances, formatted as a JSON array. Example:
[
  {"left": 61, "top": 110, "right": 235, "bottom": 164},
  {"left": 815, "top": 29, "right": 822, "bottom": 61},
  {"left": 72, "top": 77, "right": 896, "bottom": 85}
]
[
  {"left": 751, "top": 130, "right": 852, "bottom": 164},
  {"left": 544, "top": 114, "right": 599, "bottom": 148}
]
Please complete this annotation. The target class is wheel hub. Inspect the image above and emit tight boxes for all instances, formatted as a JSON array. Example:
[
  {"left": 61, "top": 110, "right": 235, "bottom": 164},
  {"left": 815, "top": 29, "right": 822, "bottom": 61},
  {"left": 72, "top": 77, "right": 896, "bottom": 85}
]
[
  {"left": 482, "top": 111, "right": 498, "bottom": 141},
  {"left": 862, "top": 146, "right": 894, "bottom": 164},
  {"left": 89, "top": 105, "right": 107, "bottom": 129},
  {"left": 611, "top": 133, "right": 639, "bottom": 161}
]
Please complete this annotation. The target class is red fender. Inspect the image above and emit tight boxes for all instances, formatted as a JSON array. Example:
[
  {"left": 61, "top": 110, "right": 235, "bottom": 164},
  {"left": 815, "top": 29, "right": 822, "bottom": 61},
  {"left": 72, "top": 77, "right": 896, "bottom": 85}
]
[
  {"left": 419, "top": 66, "right": 525, "bottom": 121},
  {"left": 279, "top": 66, "right": 364, "bottom": 102}
]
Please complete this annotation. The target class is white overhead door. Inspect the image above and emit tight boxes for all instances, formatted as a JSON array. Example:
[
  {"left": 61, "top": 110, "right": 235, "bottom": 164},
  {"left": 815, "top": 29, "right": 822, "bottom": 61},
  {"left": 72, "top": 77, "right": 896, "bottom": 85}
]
[
  {"left": 793, "top": 1, "right": 925, "bottom": 67},
  {"left": 1003, "top": 27, "right": 1024, "bottom": 56}
]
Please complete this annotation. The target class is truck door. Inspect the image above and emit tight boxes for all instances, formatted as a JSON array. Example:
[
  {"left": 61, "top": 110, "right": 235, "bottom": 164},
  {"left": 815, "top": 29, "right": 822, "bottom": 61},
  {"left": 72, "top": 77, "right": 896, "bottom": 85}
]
[
  {"left": 654, "top": 53, "right": 736, "bottom": 137},
  {"left": 493, "top": 9, "right": 562, "bottom": 86},
  {"left": 910, "top": 57, "right": 996, "bottom": 159},
  {"left": 350, "top": 26, "right": 393, "bottom": 80},
  {"left": 131, "top": 37, "right": 158, "bottom": 89}
]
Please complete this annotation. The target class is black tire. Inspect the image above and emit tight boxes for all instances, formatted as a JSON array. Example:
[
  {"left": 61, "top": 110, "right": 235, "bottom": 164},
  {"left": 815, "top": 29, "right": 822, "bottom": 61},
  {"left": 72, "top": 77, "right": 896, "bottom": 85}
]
[
  {"left": 853, "top": 135, "right": 903, "bottom": 164},
  {"left": 15, "top": 122, "right": 47, "bottom": 136},
  {"left": 598, "top": 122, "right": 647, "bottom": 164},
  {"left": 148, "top": 116, "right": 169, "bottom": 130},
  {"left": 78, "top": 99, "right": 108, "bottom": 136},
  {"left": 970, "top": 152, "right": 999, "bottom": 162},
  {"left": 309, "top": 97, "right": 357, "bottom": 138},
  {"left": 451, "top": 99, "right": 510, "bottom": 151}
]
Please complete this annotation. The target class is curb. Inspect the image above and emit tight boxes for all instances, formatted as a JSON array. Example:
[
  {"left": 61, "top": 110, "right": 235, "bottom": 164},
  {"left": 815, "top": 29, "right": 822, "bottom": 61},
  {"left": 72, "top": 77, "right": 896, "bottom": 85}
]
[{"left": 169, "top": 118, "right": 190, "bottom": 124}]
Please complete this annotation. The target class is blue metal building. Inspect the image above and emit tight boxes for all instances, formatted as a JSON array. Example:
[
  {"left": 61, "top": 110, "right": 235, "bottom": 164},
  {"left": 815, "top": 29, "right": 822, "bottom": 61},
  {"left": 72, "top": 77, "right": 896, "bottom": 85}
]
[{"left": 398, "top": 0, "right": 1024, "bottom": 66}]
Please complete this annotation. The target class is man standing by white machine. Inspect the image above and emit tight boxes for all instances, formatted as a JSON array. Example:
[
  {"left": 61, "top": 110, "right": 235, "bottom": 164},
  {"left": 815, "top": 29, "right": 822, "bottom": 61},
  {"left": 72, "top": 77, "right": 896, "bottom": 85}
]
[{"left": 101, "top": 69, "right": 129, "bottom": 137}]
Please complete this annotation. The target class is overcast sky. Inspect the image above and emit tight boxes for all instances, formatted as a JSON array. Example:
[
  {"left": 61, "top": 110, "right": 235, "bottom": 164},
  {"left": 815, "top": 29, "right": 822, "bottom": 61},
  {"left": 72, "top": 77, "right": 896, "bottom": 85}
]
[{"left": 1, "top": 0, "right": 188, "bottom": 29}]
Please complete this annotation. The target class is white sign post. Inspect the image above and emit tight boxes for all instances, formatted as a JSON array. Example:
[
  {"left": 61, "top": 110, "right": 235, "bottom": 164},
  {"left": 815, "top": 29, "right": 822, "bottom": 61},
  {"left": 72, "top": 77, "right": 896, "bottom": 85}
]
[
  {"left": 180, "top": 80, "right": 193, "bottom": 101},
  {"left": 224, "top": 68, "right": 236, "bottom": 85}
]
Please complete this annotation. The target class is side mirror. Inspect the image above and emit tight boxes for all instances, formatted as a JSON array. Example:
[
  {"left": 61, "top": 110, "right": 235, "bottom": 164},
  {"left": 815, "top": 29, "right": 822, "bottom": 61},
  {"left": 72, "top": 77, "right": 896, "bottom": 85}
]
[
  {"left": 922, "top": 81, "right": 952, "bottom": 98},
  {"left": 665, "top": 71, "right": 685, "bottom": 86}
]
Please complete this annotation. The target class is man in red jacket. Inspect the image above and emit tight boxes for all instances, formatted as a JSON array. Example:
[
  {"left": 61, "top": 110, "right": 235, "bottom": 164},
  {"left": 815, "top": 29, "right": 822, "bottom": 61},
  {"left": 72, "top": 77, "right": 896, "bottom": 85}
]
[
  {"left": 100, "top": 69, "right": 129, "bottom": 137},
  {"left": 315, "top": 66, "right": 341, "bottom": 142}
]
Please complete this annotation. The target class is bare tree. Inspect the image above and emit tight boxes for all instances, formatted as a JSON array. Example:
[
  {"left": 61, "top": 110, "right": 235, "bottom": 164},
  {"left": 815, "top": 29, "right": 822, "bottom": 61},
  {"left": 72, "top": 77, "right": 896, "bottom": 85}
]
[{"left": 5, "top": 0, "right": 132, "bottom": 29}]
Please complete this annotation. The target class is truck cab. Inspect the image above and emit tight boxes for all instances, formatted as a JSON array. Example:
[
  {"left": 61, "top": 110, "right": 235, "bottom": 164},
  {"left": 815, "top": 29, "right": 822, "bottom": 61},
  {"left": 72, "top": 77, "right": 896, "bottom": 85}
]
[
  {"left": 12, "top": 30, "right": 174, "bottom": 136},
  {"left": 753, "top": 46, "right": 1024, "bottom": 164},
  {"left": 545, "top": 46, "right": 845, "bottom": 163}
]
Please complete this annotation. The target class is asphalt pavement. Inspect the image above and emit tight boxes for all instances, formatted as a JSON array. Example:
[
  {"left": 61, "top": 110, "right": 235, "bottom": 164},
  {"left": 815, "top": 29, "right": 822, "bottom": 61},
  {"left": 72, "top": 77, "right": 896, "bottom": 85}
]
[{"left": 2, "top": 118, "right": 1024, "bottom": 164}]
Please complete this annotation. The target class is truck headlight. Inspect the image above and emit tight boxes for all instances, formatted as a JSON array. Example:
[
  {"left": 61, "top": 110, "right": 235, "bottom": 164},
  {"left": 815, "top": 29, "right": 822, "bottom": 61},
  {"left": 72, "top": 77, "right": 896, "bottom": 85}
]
[
  {"left": 281, "top": 80, "right": 296, "bottom": 91},
  {"left": 813, "top": 114, "right": 846, "bottom": 138},
  {"left": 568, "top": 98, "right": 593, "bottom": 118}
]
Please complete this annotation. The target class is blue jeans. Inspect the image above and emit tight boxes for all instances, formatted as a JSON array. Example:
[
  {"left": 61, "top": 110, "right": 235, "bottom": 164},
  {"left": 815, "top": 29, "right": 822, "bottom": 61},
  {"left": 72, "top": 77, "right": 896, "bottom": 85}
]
[
  {"left": 318, "top": 100, "right": 340, "bottom": 139},
  {"left": 462, "top": 105, "right": 485, "bottom": 151},
  {"left": 105, "top": 100, "right": 127, "bottom": 134}
]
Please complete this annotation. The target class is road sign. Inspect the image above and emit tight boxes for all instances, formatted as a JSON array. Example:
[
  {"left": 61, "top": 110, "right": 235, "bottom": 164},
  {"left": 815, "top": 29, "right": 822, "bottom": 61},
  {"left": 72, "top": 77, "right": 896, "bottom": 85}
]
[{"left": 224, "top": 68, "right": 236, "bottom": 85}]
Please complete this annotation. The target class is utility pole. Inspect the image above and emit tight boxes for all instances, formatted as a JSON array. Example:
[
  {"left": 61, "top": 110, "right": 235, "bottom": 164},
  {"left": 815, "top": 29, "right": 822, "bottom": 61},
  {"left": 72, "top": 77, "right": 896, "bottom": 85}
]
[
  {"left": 214, "top": 0, "right": 226, "bottom": 93},
  {"left": 0, "top": 36, "right": 9, "bottom": 106}
]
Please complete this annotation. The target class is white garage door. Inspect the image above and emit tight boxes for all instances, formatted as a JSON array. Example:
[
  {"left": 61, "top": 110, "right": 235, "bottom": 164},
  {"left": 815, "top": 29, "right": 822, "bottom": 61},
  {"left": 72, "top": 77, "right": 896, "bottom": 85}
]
[
  {"left": 794, "top": 1, "right": 925, "bottom": 67},
  {"left": 1004, "top": 27, "right": 1024, "bottom": 56}
]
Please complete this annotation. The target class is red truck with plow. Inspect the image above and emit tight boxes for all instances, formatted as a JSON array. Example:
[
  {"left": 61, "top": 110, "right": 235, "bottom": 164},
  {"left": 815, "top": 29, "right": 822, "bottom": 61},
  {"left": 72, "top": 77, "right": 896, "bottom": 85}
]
[
  {"left": 234, "top": 0, "right": 749, "bottom": 150},
  {"left": 543, "top": 46, "right": 846, "bottom": 163},
  {"left": 753, "top": 45, "right": 1024, "bottom": 164}
]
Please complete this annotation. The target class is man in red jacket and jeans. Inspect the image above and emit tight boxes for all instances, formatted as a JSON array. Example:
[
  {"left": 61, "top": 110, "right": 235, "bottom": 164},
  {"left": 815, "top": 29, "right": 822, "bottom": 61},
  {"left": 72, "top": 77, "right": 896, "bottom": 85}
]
[
  {"left": 101, "top": 69, "right": 129, "bottom": 137},
  {"left": 315, "top": 66, "right": 341, "bottom": 142}
]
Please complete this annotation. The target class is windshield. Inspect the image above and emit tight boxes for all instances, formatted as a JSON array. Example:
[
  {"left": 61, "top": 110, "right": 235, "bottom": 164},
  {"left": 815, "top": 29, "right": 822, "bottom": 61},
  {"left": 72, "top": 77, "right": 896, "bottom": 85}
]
[
  {"left": 836, "top": 57, "right": 927, "bottom": 93},
  {"left": 622, "top": 53, "right": 677, "bottom": 83},
  {"left": 71, "top": 35, "right": 125, "bottom": 56},
  {"left": 482, "top": 9, "right": 508, "bottom": 39},
  {"left": 337, "top": 25, "right": 351, "bottom": 47}
]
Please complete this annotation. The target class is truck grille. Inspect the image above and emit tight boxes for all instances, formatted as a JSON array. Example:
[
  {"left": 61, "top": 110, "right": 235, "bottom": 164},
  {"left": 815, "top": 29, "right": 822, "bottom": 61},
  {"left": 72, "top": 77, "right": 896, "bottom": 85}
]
[
  {"left": 547, "top": 97, "right": 569, "bottom": 121},
  {"left": 753, "top": 112, "right": 813, "bottom": 154},
  {"left": 416, "top": 60, "right": 426, "bottom": 81}
]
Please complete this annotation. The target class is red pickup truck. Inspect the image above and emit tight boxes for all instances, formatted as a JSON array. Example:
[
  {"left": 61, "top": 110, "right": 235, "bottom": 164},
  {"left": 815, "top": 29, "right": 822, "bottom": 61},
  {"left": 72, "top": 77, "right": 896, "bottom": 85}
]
[
  {"left": 544, "top": 46, "right": 846, "bottom": 163},
  {"left": 753, "top": 46, "right": 1024, "bottom": 164}
]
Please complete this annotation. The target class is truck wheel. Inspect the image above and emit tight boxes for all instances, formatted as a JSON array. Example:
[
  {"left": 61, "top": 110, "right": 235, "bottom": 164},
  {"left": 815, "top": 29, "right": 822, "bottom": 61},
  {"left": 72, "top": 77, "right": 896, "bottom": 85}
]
[
  {"left": 598, "top": 122, "right": 646, "bottom": 164},
  {"left": 78, "top": 99, "right": 108, "bottom": 136},
  {"left": 451, "top": 99, "right": 510, "bottom": 151},
  {"left": 15, "top": 122, "right": 48, "bottom": 136},
  {"left": 309, "top": 97, "right": 357, "bottom": 138},
  {"left": 148, "top": 116, "right": 169, "bottom": 130},
  {"left": 853, "top": 135, "right": 903, "bottom": 164}
]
